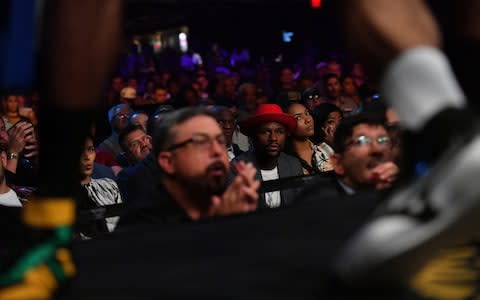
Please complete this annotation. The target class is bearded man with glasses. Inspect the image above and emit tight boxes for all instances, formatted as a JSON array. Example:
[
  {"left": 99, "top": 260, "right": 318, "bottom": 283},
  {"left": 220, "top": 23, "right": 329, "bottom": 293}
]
[{"left": 117, "top": 107, "right": 259, "bottom": 227}]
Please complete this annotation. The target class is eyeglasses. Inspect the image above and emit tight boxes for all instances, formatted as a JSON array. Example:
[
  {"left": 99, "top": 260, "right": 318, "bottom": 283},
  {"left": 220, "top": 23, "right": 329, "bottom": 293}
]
[
  {"left": 307, "top": 94, "right": 321, "bottom": 100},
  {"left": 115, "top": 113, "right": 130, "bottom": 119},
  {"left": 346, "top": 135, "right": 391, "bottom": 149},
  {"left": 168, "top": 133, "right": 227, "bottom": 151},
  {"left": 127, "top": 135, "right": 152, "bottom": 149}
]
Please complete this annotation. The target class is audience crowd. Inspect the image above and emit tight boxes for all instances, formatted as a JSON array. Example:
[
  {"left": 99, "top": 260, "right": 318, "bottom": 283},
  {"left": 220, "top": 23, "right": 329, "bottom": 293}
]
[{"left": 0, "top": 42, "right": 402, "bottom": 239}]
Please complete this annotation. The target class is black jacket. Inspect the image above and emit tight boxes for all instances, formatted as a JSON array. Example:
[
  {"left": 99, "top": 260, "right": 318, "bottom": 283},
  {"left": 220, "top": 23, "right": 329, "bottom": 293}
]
[{"left": 232, "top": 150, "right": 304, "bottom": 210}]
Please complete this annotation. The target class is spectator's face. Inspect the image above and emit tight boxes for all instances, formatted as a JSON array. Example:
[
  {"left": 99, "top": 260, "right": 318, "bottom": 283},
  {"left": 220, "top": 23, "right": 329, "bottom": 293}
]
[
  {"left": 326, "top": 77, "right": 341, "bottom": 98},
  {"left": 216, "top": 110, "right": 236, "bottom": 145},
  {"left": 196, "top": 76, "right": 209, "bottom": 91},
  {"left": 159, "top": 116, "right": 229, "bottom": 196},
  {"left": 322, "top": 111, "right": 342, "bottom": 145},
  {"left": 80, "top": 138, "right": 96, "bottom": 181},
  {"left": 323, "top": 111, "right": 342, "bottom": 131},
  {"left": 352, "top": 63, "right": 365, "bottom": 79},
  {"left": 333, "top": 124, "right": 392, "bottom": 190},
  {"left": 223, "top": 78, "right": 236, "bottom": 96},
  {"left": 131, "top": 113, "right": 149, "bottom": 132},
  {"left": 327, "top": 62, "right": 342, "bottom": 77},
  {"left": 112, "top": 107, "right": 131, "bottom": 132},
  {"left": 241, "top": 86, "right": 257, "bottom": 110},
  {"left": 154, "top": 88, "right": 169, "bottom": 104},
  {"left": 112, "top": 77, "right": 124, "bottom": 92},
  {"left": 299, "top": 78, "right": 314, "bottom": 91},
  {"left": 280, "top": 68, "right": 294, "bottom": 86},
  {"left": 305, "top": 91, "right": 322, "bottom": 111},
  {"left": 127, "top": 78, "right": 138, "bottom": 90},
  {"left": 184, "top": 90, "right": 199, "bottom": 106},
  {"left": 342, "top": 77, "right": 357, "bottom": 96},
  {"left": 125, "top": 129, "right": 152, "bottom": 162},
  {"left": 253, "top": 121, "right": 287, "bottom": 158},
  {"left": 288, "top": 103, "right": 314, "bottom": 138},
  {"left": 5, "top": 95, "right": 19, "bottom": 113}
]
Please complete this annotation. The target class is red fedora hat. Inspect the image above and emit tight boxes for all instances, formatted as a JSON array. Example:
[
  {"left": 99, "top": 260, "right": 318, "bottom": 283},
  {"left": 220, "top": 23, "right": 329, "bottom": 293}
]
[{"left": 239, "top": 104, "right": 297, "bottom": 136}]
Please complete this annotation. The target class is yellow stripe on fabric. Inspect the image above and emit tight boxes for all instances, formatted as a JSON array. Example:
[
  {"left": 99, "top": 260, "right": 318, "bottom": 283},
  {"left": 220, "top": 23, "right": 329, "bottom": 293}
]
[
  {"left": 22, "top": 198, "right": 75, "bottom": 228},
  {"left": 0, "top": 264, "right": 57, "bottom": 300},
  {"left": 409, "top": 246, "right": 477, "bottom": 300},
  {"left": 56, "top": 248, "right": 76, "bottom": 277}
]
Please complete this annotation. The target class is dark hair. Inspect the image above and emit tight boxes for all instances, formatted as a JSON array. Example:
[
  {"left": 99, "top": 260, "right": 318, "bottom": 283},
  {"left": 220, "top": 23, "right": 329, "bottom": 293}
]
[
  {"left": 301, "top": 87, "right": 321, "bottom": 105},
  {"left": 333, "top": 112, "right": 386, "bottom": 153},
  {"left": 311, "top": 103, "right": 343, "bottom": 144},
  {"left": 129, "top": 110, "right": 149, "bottom": 123},
  {"left": 118, "top": 124, "right": 145, "bottom": 152},
  {"left": 322, "top": 73, "right": 340, "bottom": 88},
  {"left": 153, "top": 85, "right": 168, "bottom": 92},
  {"left": 151, "top": 106, "right": 216, "bottom": 156},
  {"left": 340, "top": 73, "right": 354, "bottom": 83},
  {"left": 147, "top": 105, "right": 175, "bottom": 134}
]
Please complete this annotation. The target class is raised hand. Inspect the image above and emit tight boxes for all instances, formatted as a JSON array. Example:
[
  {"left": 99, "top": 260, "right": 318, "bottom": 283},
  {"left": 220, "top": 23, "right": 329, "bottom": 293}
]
[{"left": 209, "top": 161, "right": 260, "bottom": 216}]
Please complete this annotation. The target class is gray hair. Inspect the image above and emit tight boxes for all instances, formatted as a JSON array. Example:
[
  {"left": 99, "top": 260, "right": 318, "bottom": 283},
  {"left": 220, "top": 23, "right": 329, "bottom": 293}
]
[{"left": 151, "top": 106, "right": 216, "bottom": 156}]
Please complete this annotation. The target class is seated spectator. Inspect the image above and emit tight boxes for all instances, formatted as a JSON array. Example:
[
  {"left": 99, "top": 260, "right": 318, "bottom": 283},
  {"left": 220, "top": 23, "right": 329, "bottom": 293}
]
[
  {"left": 129, "top": 111, "right": 149, "bottom": 133},
  {"left": 284, "top": 102, "right": 333, "bottom": 174},
  {"left": 301, "top": 87, "right": 323, "bottom": 111},
  {"left": 117, "top": 124, "right": 152, "bottom": 167},
  {"left": 312, "top": 103, "right": 343, "bottom": 148},
  {"left": 4, "top": 119, "right": 39, "bottom": 187},
  {"left": 211, "top": 106, "right": 244, "bottom": 161},
  {"left": 322, "top": 73, "right": 358, "bottom": 115},
  {"left": 98, "top": 104, "right": 132, "bottom": 158},
  {"left": 329, "top": 113, "right": 399, "bottom": 195},
  {"left": 0, "top": 147, "right": 22, "bottom": 207},
  {"left": 79, "top": 135, "right": 123, "bottom": 234},
  {"left": 236, "top": 82, "right": 258, "bottom": 121},
  {"left": 235, "top": 104, "right": 303, "bottom": 209},
  {"left": 152, "top": 85, "right": 171, "bottom": 105},
  {"left": 147, "top": 104, "right": 175, "bottom": 134},
  {"left": 2, "top": 94, "right": 31, "bottom": 130},
  {"left": 117, "top": 107, "right": 259, "bottom": 226},
  {"left": 341, "top": 74, "right": 364, "bottom": 114}
]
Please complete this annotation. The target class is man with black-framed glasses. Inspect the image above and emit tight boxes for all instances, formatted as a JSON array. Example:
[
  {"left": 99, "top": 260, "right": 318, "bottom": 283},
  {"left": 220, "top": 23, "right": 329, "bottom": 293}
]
[
  {"left": 330, "top": 113, "right": 400, "bottom": 194},
  {"left": 117, "top": 107, "right": 260, "bottom": 227}
]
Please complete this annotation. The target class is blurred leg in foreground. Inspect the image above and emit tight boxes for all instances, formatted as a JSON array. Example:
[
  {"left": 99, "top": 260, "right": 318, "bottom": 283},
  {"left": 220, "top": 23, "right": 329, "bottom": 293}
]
[{"left": 0, "top": 1, "right": 122, "bottom": 299}]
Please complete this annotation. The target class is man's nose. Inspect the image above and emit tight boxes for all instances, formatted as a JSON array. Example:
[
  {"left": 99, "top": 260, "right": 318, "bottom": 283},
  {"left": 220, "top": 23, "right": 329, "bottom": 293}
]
[
  {"left": 269, "top": 132, "right": 278, "bottom": 141},
  {"left": 210, "top": 139, "right": 225, "bottom": 156}
]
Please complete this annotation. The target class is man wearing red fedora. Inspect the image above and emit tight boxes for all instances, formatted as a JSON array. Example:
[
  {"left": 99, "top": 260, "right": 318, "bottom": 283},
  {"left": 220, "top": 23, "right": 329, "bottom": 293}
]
[{"left": 234, "top": 104, "right": 303, "bottom": 210}]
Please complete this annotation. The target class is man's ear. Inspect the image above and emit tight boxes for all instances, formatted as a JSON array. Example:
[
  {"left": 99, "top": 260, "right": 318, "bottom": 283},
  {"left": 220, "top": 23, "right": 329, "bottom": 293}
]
[
  {"left": 157, "top": 152, "right": 175, "bottom": 175},
  {"left": 331, "top": 153, "right": 344, "bottom": 176}
]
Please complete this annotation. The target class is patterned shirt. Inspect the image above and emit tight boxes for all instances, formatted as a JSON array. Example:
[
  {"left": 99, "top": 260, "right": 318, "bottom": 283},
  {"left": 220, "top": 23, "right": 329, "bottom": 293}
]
[
  {"left": 313, "top": 142, "right": 334, "bottom": 172},
  {"left": 82, "top": 178, "right": 123, "bottom": 232}
]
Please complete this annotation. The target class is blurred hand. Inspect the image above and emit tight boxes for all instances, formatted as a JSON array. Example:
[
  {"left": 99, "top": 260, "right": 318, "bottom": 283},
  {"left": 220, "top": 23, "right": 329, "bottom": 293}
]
[
  {"left": 322, "top": 124, "right": 336, "bottom": 144},
  {"left": 370, "top": 161, "right": 399, "bottom": 190},
  {"left": 8, "top": 121, "right": 34, "bottom": 154},
  {"left": 209, "top": 161, "right": 260, "bottom": 216}
]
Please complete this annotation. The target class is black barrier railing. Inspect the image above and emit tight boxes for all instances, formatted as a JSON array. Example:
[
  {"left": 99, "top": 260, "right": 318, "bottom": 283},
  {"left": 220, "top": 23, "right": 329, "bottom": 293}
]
[{"left": 77, "top": 174, "right": 320, "bottom": 224}]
